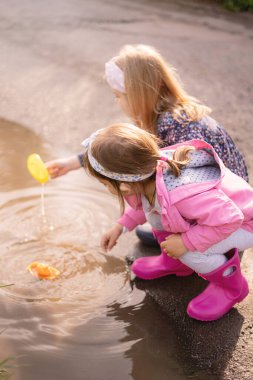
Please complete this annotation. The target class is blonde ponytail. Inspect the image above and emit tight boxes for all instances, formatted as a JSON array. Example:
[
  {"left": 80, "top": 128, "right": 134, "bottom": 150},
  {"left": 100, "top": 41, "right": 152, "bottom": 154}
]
[{"left": 166, "top": 146, "right": 195, "bottom": 177}]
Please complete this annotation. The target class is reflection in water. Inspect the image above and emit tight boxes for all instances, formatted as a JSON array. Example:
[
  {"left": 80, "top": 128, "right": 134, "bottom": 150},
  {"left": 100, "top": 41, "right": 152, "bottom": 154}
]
[
  {"left": 106, "top": 296, "right": 219, "bottom": 380},
  {"left": 107, "top": 297, "right": 187, "bottom": 380}
]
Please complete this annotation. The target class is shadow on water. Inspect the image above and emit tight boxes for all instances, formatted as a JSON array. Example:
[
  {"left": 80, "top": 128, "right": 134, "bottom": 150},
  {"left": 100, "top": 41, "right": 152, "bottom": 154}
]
[{"left": 106, "top": 296, "right": 212, "bottom": 380}]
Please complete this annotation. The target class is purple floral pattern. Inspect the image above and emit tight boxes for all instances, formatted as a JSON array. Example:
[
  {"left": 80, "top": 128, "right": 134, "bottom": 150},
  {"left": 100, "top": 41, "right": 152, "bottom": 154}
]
[{"left": 156, "top": 113, "right": 248, "bottom": 182}]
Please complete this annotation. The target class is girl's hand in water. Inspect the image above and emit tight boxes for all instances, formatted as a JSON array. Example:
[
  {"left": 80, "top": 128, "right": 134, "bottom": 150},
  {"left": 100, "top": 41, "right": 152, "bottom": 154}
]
[
  {"left": 160, "top": 234, "right": 187, "bottom": 259},
  {"left": 100, "top": 223, "right": 123, "bottom": 252},
  {"left": 45, "top": 155, "right": 81, "bottom": 178}
]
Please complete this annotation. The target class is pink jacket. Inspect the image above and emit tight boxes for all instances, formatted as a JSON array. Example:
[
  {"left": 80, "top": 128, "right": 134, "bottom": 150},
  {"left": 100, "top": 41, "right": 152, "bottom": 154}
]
[{"left": 118, "top": 139, "right": 253, "bottom": 252}]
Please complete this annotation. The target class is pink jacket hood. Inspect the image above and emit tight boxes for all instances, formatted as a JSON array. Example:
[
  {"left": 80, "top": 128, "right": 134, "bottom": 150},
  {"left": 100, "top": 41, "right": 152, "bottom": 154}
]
[{"left": 124, "top": 139, "right": 225, "bottom": 208}]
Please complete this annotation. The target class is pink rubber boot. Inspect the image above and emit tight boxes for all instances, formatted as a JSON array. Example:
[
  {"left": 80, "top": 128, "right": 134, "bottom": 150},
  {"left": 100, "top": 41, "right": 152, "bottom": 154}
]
[
  {"left": 131, "top": 230, "right": 194, "bottom": 280},
  {"left": 187, "top": 249, "right": 249, "bottom": 321}
]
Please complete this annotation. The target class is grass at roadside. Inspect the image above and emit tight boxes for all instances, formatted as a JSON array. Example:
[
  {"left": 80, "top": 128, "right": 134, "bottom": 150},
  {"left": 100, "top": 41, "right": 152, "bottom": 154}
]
[
  {"left": 0, "top": 356, "right": 15, "bottom": 380},
  {"left": 221, "top": 0, "right": 253, "bottom": 11}
]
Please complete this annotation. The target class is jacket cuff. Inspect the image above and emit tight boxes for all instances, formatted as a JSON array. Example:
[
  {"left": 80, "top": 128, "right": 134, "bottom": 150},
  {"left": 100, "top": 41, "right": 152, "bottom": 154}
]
[
  {"left": 77, "top": 152, "right": 84, "bottom": 167},
  {"left": 117, "top": 215, "right": 138, "bottom": 231},
  {"left": 181, "top": 233, "right": 196, "bottom": 252}
]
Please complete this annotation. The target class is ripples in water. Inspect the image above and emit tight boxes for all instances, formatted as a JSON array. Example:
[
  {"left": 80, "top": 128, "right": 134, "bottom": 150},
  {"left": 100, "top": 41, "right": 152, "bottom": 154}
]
[{"left": 0, "top": 184, "right": 130, "bottom": 308}]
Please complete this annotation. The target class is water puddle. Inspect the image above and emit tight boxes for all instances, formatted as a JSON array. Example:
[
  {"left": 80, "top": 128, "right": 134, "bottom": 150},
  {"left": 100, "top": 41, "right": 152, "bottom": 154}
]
[{"left": 0, "top": 183, "right": 194, "bottom": 380}]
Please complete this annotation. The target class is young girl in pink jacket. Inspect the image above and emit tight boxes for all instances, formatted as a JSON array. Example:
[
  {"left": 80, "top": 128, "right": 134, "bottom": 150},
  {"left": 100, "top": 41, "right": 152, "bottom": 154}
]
[{"left": 82, "top": 123, "right": 253, "bottom": 321}]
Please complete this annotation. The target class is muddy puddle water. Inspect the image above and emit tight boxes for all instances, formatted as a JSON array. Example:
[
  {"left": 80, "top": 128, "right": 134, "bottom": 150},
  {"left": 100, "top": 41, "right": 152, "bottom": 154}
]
[{"left": 0, "top": 121, "right": 215, "bottom": 380}]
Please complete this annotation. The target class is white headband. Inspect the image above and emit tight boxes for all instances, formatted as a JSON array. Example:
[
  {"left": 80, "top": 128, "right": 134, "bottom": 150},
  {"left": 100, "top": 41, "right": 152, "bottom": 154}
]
[
  {"left": 81, "top": 127, "right": 155, "bottom": 182},
  {"left": 105, "top": 57, "right": 126, "bottom": 93}
]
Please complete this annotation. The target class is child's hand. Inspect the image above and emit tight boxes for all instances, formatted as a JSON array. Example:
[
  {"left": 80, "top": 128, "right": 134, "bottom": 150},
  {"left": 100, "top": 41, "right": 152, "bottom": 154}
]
[
  {"left": 45, "top": 155, "right": 81, "bottom": 178},
  {"left": 100, "top": 223, "right": 123, "bottom": 252},
  {"left": 160, "top": 234, "right": 187, "bottom": 259}
]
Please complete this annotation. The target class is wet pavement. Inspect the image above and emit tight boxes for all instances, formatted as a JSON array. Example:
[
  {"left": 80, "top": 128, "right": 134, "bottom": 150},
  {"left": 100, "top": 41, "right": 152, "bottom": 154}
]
[{"left": 0, "top": 0, "right": 253, "bottom": 379}]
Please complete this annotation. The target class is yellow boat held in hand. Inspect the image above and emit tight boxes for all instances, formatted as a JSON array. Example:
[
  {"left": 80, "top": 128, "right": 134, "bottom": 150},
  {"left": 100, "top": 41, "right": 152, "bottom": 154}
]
[
  {"left": 27, "top": 262, "right": 60, "bottom": 280},
  {"left": 27, "top": 154, "right": 49, "bottom": 184}
]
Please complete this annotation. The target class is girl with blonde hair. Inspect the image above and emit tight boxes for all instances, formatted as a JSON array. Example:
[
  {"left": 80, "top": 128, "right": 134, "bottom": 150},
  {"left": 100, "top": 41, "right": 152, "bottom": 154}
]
[
  {"left": 46, "top": 44, "right": 248, "bottom": 246},
  {"left": 81, "top": 123, "right": 253, "bottom": 321}
]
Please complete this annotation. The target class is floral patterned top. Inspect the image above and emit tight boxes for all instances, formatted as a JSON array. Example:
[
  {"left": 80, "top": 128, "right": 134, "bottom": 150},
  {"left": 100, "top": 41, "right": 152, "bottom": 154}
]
[{"left": 156, "top": 112, "right": 249, "bottom": 182}]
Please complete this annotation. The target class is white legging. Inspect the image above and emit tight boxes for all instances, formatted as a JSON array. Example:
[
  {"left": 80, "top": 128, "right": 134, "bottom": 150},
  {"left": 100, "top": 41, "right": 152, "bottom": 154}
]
[{"left": 179, "top": 228, "right": 253, "bottom": 274}]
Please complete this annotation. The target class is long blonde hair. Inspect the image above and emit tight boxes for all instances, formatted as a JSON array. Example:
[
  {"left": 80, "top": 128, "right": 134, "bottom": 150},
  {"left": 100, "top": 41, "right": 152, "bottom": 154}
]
[
  {"left": 83, "top": 123, "right": 194, "bottom": 212},
  {"left": 114, "top": 44, "right": 211, "bottom": 133}
]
